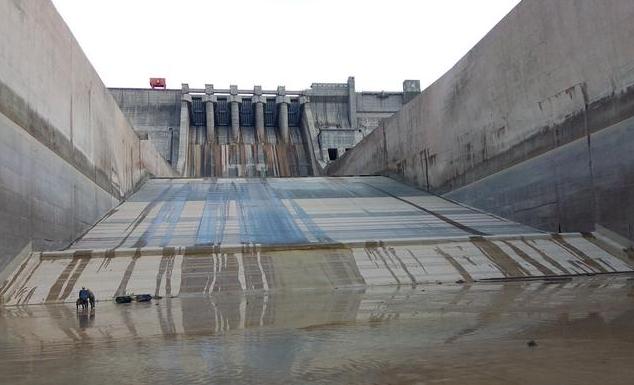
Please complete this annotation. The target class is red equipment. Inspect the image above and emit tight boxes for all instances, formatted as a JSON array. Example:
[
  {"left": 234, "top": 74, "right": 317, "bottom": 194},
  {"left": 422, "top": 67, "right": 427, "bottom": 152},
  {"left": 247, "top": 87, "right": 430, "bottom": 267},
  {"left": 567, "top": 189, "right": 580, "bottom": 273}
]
[{"left": 149, "top": 78, "right": 166, "bottom": 89}]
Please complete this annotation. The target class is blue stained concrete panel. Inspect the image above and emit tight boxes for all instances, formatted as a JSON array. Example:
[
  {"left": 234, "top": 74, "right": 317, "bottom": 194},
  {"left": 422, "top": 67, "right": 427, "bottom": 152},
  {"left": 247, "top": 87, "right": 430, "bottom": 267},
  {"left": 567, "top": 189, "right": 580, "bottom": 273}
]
[{"left": 70, "top": 176, "right": 538, "bottom": 250}]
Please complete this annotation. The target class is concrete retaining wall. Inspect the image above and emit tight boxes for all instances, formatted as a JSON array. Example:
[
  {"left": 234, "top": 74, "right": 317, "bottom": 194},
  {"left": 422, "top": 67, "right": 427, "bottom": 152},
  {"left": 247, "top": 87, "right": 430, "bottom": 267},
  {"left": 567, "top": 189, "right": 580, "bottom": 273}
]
[
  {"left": 110, "top": 88, "right": 181, "bottom": 165},
  {"left": 328, "top": 0, "right": 634, "bottom": 239},
  {"left": 0, "top": 0, "right": 175, "bottom": 275},
  {"left": 447, "top": 116, "right": 634, "bottom": 237}
]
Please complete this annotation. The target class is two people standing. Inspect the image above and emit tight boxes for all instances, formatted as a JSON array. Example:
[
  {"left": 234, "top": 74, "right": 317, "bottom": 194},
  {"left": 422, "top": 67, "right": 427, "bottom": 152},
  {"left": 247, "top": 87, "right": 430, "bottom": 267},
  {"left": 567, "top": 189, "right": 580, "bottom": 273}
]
[{"left": 78, "top": 287, "right": 96, "bottom": 310}]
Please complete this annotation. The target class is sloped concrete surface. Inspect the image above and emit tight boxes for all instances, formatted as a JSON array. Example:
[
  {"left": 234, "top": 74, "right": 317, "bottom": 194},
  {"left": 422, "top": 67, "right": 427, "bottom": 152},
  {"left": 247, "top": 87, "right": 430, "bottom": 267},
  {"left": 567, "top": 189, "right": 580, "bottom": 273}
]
[
  {"left": 2, "top": 177, "right": 632, "bottom": 305},
  {"left": 70, "top": 176, "right": 537, "bottom": 249}
]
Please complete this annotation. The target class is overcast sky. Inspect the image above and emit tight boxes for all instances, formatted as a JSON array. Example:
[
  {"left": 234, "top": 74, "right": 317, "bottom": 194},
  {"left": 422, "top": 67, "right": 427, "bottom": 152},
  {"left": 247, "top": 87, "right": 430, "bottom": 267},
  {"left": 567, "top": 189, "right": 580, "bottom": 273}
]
[{"left": 51, "top": 0, "right": 521, "bottom": 91}]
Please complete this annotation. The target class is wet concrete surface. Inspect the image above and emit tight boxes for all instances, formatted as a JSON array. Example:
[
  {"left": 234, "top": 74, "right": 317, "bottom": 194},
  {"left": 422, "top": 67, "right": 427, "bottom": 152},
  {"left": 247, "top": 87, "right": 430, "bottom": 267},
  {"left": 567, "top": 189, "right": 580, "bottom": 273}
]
[
  {"left": 5, "top": 232, "right": 632, "bottom": 306},
  {"left": 1, "top": 275, "right": 634, "bottom": 384}
]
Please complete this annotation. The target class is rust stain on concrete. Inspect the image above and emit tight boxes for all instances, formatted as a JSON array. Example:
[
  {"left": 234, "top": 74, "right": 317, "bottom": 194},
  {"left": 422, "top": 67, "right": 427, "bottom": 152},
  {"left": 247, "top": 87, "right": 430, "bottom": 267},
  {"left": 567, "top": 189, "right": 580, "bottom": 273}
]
[
  {"left": 501, "top": 240, "right": 555, "bottom": 275},
  {"left": 434, "top": 247, "right": 473, "bottom": 283},
  {"left": 551, "top": 234, "right": 608, "bottom": 273},
  {"left": 471, "top": 237, "right": 530, "bottom": 277}
]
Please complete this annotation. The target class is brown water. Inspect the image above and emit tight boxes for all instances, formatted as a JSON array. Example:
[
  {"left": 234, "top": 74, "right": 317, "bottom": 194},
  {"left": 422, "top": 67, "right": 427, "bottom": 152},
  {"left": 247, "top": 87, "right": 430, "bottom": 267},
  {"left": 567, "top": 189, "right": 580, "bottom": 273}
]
[{"left": 1, "top": 276, "right": 634, "bottom": 385}]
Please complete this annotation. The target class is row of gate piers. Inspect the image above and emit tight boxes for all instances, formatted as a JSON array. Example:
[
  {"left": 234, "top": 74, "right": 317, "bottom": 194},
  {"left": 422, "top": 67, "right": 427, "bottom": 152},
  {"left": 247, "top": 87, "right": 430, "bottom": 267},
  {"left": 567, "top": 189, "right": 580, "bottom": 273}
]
[{"left": 176, "top": 84, "right": 310, "bottom": 176}]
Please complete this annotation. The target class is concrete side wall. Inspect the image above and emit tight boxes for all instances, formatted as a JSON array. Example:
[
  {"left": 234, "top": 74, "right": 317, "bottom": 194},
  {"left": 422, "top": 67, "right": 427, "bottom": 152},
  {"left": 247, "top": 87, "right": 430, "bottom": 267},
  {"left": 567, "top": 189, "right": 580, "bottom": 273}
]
[
  {"left": 356, "top": 93, "right": 403, "bottom": 113},
  {"left": 0, "top": 0, "right": 174, "bottom": 274},
  {"left": 356, "top": 93, "right": 403, "bottom": 137},
  {"left": 326, "top": 125, "right": 386, "bottom": 176},
  {"left": 447, "top": 116, "right": 634, "bottom": 237},
  {"left": 328, "top": 0, "right": 634, "bottom": 239},
  {"left": 110, "top": 88, "right": 181, "bottom": 165}
]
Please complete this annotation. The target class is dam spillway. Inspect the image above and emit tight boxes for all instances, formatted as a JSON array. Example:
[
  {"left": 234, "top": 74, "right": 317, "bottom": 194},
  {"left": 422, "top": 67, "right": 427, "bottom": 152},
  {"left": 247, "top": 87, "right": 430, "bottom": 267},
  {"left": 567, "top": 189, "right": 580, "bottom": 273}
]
[
  {"left": 2, "top": 177, "right": 632, "bottom": 306},
  {"left": 176, "top": 86, "right": 314, "bottom": 178},
  {"left": 3, "top": 0, "right": 634, "bottom": 383}
]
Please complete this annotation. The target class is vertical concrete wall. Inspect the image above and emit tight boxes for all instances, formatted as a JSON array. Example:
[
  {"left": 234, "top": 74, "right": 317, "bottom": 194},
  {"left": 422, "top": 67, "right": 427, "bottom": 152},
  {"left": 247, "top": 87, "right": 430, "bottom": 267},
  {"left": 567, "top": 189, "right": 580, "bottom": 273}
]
[
  {"left": 356, "top": 92, "right": 403, "bottom": 137},
  {"left": 447, "top": 116, "right": 634, "bottom": 237},
  {"left": 328, "top": 0, "right": 634, "bottom": 239},
  {"left": 0, "top": 0, "right": 174, "bottom": 274},
  {"left": 110, "top": 88, "right": 182, "bottom": 165}
]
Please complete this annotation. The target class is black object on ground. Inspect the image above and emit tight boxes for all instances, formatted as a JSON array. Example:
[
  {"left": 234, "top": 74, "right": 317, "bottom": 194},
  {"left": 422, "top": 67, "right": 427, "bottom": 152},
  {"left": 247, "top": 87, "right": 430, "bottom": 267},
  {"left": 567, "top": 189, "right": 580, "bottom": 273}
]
[
  {"left": 527, "top": 340, "right": 537, "bottom": 347},
  {"left": 115, "top": 296, "right": 132, "bottom": 304},
  {"left": 135, "top": 294, "right": 152, "bottom": 302}
]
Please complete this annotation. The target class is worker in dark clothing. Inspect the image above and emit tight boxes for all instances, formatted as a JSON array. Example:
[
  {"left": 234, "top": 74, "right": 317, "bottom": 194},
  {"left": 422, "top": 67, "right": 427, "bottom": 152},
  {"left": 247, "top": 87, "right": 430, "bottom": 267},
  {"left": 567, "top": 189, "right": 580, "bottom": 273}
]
[
  {"left": 87, "top": 288, "right": 96, "bottom": 309},
  {"left": 77, "top": 287, "right": 89, "bottom": 310},
  {"left": 79, "top": 287, "right": 89, "bottom": 302}
]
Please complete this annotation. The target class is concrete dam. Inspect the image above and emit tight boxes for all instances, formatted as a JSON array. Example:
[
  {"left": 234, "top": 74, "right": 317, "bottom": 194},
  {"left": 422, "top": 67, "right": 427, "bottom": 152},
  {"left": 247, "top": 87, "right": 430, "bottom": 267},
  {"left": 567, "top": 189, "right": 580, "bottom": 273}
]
[
  {"left": 110, "top": 79, "right": 418, "bottom": 178},
  {"left": 3, "top": 0, "right": 634, "bottom": 383}
]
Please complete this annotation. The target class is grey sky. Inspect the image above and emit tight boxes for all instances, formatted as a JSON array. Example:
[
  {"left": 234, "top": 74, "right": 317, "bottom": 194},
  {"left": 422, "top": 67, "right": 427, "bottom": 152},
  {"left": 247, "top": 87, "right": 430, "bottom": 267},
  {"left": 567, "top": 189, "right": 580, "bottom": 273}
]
[{"left": 51, "top": 0, "right": 521, "bottom": 91}]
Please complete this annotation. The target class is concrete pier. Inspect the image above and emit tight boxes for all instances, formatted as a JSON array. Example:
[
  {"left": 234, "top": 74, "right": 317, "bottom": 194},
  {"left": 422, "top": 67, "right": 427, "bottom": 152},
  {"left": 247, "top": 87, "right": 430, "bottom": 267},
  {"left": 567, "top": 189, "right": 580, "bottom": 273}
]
[
  {"left": 229, "top": 85, "right": 242, "bottom": 143},
  {"left": 204, "top": 84, "right": 216, "bottom": 144},
  {"left": 347, "top": 76, "right": 357, "bottom": 129},
  {"left": 277, "top": 86, "right": 290, "bottom": 143},
  {"left": 176, "top": 84, "right": 192, "bottom": 175},
  {"left": 253, "top": 86, "right": 266, "bottom": 143}
]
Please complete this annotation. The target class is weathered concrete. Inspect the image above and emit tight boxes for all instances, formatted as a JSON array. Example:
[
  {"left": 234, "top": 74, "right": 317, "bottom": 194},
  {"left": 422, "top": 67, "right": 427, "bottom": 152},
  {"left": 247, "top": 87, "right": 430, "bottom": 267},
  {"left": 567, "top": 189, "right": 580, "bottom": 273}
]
[
  {"left": 69, "top": 176, "right": 538, "bottom": 250},
  {"left": 109, "top": 88, "right": 182, "bottom": 164},
  {"left": 0, "top": 0, "right": 174, "bottom": 275},
  {"left": 277, "top": 100, "right": 290, "bottom": 144},
  {"left": 176, "top": 92, "right": 192, "bottom": 175},
  {"left": 328, "top": 0, "right": 634, "bottom": 240},
  {"left": 253, "top": 98, "right": 266, "bottom": 143},
  {"left": 447, "top": 115, "right": 634, "bottom": 237},
  {"left": 111, "top": 79, "right": 417, "bottom": 172},
  {"left": 2, "top": 231, "right": 631, "bottom": 306},
  {"left": 204, "top": 85, "right": 216, "bottom": 144},
  {"left": 4, "top": 176, "right": 632, "bottom": 306}
]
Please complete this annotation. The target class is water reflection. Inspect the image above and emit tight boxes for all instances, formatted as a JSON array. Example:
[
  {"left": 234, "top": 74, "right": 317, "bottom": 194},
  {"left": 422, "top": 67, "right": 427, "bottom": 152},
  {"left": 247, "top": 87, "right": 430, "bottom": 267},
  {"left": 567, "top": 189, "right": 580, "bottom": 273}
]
[
  {"left": 77, "top": 309, "right": 95, "bottom": 330},
  {"left": 1, "top": 276, "right": 634, "bottom": 384}
]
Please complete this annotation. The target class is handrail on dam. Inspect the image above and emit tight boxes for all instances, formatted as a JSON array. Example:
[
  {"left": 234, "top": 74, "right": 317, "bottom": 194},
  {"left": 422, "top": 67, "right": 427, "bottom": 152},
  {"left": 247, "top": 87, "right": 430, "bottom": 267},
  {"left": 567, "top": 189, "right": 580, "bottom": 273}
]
[{"left": 187, "top": 88, "right": 305, "bottom": 96}]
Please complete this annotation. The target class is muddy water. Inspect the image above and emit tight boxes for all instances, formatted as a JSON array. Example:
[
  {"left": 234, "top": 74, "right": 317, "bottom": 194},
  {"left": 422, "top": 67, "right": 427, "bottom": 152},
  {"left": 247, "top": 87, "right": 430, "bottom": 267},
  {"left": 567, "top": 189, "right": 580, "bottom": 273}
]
[{"left": 1, "top": 276, "right": 634, "bottom": 385}]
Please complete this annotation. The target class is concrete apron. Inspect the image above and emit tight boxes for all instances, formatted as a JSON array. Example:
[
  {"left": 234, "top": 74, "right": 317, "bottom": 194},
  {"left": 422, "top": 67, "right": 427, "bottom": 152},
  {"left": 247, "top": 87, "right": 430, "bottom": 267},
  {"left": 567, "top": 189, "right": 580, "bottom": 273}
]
[{"left": 1, "top": 232, "right": 633, "bottom": 306}]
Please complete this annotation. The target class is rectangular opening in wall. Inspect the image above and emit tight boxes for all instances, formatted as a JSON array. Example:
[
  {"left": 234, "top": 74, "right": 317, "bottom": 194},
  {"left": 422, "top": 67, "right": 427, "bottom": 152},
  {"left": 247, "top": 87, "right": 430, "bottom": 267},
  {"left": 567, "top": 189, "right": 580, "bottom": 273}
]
[
  {"left": 191, "top": 97, "right": 206, "bottom": 126},
  {"left": 328, "top": 148, "right": 338, "bottom": 161},
  {"left": 264, "top": 98, "right": 277, "bottom": 127},
  {"left": 215, "top": 99, "right": 229, "bottom": 126},
  {"left": 240, "top": 99, "right": 254, "bottom": 126}
]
